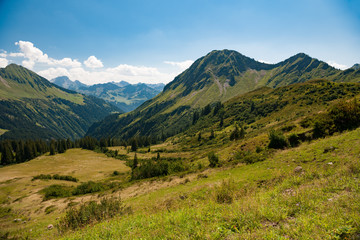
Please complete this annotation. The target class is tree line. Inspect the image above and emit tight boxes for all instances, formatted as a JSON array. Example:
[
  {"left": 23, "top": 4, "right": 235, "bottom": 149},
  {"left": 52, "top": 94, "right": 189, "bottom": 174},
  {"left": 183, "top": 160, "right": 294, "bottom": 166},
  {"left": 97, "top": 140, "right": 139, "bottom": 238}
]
[{"left": 0, "top": 135, "right": 156, "bottom": 166}]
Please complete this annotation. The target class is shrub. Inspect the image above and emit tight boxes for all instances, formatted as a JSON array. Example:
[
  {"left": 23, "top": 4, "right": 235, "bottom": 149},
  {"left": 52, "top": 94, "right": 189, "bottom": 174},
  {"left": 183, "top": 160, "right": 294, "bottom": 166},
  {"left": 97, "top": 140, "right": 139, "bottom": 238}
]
[
  {"left": 57, "top": 196, "right": 128, "bottom": 232},
  {"left": 131, "top": 158, "right": 188, "bottom": 180},
  {"left": 72, "top": 181, "right": 106, "bottom": 195},
  {"left": 288, "top": 133, "right": 300, "bottom": 147},
  {"left": 268, "top": 130, "right": 288, "bottom": 149},
  {"left": 329, "top": 99, "right": 360, "bottom": 132},
  {"left": 131, "top": 161, "right": 169, "bottom": 180},
  {"left": 33, "top": 174, "right": 78, "bottom": 182},
  {"left": 214, "top": 179, "right": 236, "bottom": 204},
  {"left": 42, "top": 185, "right": 72, "bottom": 200},
  {"left": 208, "top": 152, "right": 219, "bottom": 168},
  {"left": 234, "top": 151, "right": 265, "bottom": 164}
]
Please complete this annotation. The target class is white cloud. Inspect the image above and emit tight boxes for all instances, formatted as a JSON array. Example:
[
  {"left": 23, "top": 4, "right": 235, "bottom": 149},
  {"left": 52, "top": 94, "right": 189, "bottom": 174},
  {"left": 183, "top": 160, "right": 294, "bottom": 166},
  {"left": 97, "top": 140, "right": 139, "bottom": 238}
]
[
  {"left": 8, "top": 40, "right": 179, "bottom": 84},
  {"left": 327, "top": 61, "right": 348, "bottom": 70},
  {"left": 107, "top": 64, "right": 161, "bottom": 76},
  {"left": 37, "top": 67, "right": 70, "bottom": 80},
  {"left": 22, "top": 59, "right": 35, "bottom": 69},
  {"left": 84, "top": 56, "right": 103, "bottom": 68},
  {"left": 0, "top": 50, "right": 7, "bottom": 58},
  {"left": 164, "top": 60, "right": 194, "bottom": 70},
  {"left": 9, "top": 52, "right": 25, "bottom": 57},
  {"left": 13, "top": 41, "right": 81, "bottom": 68},
  {"left": 15, "top": 41, "right": 50, "bottom": 63},
  {"left": 258, "top": 59, "right": 273, "bottom": 64},
  {"left": 0, "top": 58, "right": 9, "bottom": 68}
]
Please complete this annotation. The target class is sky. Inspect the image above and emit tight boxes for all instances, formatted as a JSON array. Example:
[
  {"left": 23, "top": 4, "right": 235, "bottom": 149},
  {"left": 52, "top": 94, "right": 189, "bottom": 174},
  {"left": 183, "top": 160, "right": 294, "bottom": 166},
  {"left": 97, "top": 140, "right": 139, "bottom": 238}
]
[{"left": 0, "top": 0, "right": 359, "bottom": 85}]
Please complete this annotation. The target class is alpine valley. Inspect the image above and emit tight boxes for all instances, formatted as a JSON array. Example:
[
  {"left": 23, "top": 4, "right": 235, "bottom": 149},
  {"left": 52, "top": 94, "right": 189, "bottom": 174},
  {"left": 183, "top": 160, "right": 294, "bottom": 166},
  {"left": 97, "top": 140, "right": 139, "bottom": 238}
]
[
  {"left": 51, "top": 76, "right": 165, "bottom": 112},
  {"left": 1, "top": 50, "right": 360, "bottom": 240}
]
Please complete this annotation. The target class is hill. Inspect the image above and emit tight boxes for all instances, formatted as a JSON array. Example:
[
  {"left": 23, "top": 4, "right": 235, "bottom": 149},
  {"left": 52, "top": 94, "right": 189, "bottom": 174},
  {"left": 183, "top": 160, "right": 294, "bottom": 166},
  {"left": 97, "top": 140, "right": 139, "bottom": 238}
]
[
  {"left": 51, "top": 76, "right": 164, "bottom": 112},
  {"left": 86, "top": 50, "right": 352, "bottom": 140},
  {"left": 0, "top": 64, "right": 119, "bottom": 140}
]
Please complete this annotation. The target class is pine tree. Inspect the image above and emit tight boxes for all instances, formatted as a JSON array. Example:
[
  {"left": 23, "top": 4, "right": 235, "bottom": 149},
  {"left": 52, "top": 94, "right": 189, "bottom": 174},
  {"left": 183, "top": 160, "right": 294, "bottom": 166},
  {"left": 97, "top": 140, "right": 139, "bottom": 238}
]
[
  {"left": 50, "top": 143, "right": 56, "bottom": 155},
  {"left": 1, "top": 144, "right": 14, "bottom": 165},
  {"left": 15, "top": 140, "right": 24, "bottom": 163},
  {"left": 132, "top": 153, "right": 138, "bottom": 169},
  {"left": 131, "top": 139, "right": 138, "bottom": 152},
  {"left": 209, "top": 129, "right": 215, "bottom": 140}
]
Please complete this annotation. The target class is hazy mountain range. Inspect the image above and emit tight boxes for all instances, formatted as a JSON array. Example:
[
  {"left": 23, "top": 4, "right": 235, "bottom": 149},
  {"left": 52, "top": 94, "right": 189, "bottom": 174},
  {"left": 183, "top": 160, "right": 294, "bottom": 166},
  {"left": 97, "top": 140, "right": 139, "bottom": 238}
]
[{"left": 51, "top": 76, "right": 165, "bottom": 112}]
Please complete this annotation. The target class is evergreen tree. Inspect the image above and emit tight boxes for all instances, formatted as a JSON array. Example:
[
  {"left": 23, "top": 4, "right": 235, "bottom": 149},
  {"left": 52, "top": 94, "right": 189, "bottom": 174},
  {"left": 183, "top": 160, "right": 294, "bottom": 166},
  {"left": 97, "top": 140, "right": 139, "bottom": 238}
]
[
  {"left": 132, "top": 153, "right": 138, "bottom": 169},
  {"left": 50, "top": 143, "right": 56, "bottom": 155},
  {"left": 210, "top": 129, "right": 215, "bottom": 140},
  {"left": 131, "top": 139, "right": 138, "bottom": 152},
  {"left": 192, "top": 111, "right": 199, "bottom": 125},
  {"left": 15, "top": 140, "right": 24, "bottom": 163},
  {"left": 1, "top": 143, "right": 14, "bottom": 165},
  {"left": 219, "top": 116, "right": 224, "bottom": 128},
  {"left": 24, "top": 141, "right": 35, "bottom": 161},
  {"left": 198, "top": 132, "right": 202, "bottom": 141},
  {"left": 230, "top": 126, "right": 239, "bottom": 141}
]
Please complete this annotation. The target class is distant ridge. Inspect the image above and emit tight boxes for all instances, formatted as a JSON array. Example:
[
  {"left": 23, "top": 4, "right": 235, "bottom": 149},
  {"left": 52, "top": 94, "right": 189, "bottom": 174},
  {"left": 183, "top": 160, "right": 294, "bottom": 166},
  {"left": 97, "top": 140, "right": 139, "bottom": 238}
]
[
  {"left": 51, "top": 76, "right": 165, "bottom": 112},
  {"left": 0, "top": 64, "right": 119, "bottom": 140}
]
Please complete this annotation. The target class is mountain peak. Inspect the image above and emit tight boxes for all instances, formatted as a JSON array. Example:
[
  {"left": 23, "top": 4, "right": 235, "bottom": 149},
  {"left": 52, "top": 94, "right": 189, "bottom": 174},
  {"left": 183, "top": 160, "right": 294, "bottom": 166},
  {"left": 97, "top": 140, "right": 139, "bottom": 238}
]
[{"left": 351, "top": 63, "right": 360, "bottom": 70}]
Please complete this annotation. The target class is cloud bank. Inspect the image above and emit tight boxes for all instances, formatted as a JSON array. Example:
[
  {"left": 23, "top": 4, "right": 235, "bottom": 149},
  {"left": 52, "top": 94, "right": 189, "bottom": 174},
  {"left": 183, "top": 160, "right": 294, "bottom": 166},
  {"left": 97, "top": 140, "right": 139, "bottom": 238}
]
[
  {"left": 2, "top": 41, "right": 191, "bottom": 85},
  {"left": 327, "top": 61, "right": 348, "bottom": 70}
]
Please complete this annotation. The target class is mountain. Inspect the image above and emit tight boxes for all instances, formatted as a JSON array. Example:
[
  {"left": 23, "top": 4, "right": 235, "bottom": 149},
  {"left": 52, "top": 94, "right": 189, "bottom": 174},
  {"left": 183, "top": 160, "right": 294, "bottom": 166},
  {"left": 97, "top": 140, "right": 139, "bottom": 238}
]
[
  {"left": 351, "top": 64, "right": 360, "bottom": 70},
  {"left": 51, "top": 77, "right": 164, "bottom": 112},
  {"left": 145, "top": 83, "right": 165, "bottom": 92},
  {"left": 51, "top": 76, "right": 88, "bottom": 91},
  {"left": 86, "top": 50, "right": 357, "bottom": 140},
  {"left": 0, "top": 64, "right": 119, "bottom": 140}
]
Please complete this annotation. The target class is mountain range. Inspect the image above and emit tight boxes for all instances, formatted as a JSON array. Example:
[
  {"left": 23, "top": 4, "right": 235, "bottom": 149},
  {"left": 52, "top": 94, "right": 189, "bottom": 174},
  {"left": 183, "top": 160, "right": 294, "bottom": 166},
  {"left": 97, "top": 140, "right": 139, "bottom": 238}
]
[
  {"left": 51, "top": 76, "right": 165, "bottom": 112},
  {"left": 86, "top": 50, "right": 360, "bottom": 140},
  {"left": 0, "top": 64, "right": 119, "bottom": 140}
]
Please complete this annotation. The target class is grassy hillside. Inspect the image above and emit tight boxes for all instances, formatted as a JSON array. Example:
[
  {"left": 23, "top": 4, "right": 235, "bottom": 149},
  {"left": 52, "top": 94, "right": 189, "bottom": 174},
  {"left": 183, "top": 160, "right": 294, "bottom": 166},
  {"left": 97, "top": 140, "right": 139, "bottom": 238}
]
[
  {"left": 2, "top": 121, "right": 359, "bottom": 239},
  {"left": 62, "top": 128, "right": 360, "bottom": 239},
  {"left": 0, "top": 64, "right": 119, "bottom": 140}
]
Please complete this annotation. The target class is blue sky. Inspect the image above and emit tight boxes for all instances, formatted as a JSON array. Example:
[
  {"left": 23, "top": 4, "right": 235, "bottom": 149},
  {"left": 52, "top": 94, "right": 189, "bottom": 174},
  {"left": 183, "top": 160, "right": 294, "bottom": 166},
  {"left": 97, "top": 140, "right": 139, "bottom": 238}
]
[{"left": 0, "top": 0, "right": 359, "bottom": 84}]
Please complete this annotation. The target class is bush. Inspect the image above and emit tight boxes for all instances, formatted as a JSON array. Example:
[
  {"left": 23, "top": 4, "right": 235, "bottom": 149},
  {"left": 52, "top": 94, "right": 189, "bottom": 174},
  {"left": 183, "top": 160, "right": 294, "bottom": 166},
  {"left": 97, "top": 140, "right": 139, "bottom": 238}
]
[
  {"left": 214, "top": 179, "right": 236, "bottom": 204},
  {"left": 208, "top": 152, "right": 219, "bottom": 168},
  {"left": 33, "top": 174, "right": 78, "bottom": 182},
  {"left": 288, "top": 133, "right": 300, "bottom": 147},
  {"left": 329, "top": 99, "right": 360, "bottom": 132},
  {"left": 131, "top": 157, "right": 188, "bottom": 180},
  {"left": 42, "top": 185, "right": 72, "bottom": 200},
  {"left": 57, "top": 196, "right": 128, "bottom": 232},
  {"left": 268, "top": 130, "right": 288, "bottom": 149},
  {"left": 131, "top": 161, "right": 169, "bottom": 180},
  {"left": 234, "top": 151, "right": 266, "bottom": 164},
  {"left": 72, "top": 181, "right": 106, "bottom": 195}
]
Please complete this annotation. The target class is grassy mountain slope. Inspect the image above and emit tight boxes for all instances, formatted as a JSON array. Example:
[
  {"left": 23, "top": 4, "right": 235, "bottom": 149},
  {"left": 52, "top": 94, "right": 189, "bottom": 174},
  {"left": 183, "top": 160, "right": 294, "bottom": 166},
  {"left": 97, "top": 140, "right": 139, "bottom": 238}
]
[
  {"left": 0, "top": 64, "right": 119, "bottom": 140},
  {"left": 184, "top": 79, "right": 360, "bottom": 140},
  {"left": 63, "top": 128, "right": 360, "bottom": 239},
  {"left": 86, "top": 50, "right": 351, "bottom": 140},
  {"left": 52, "top": 76, "right": 164, "bottom": 112}
]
